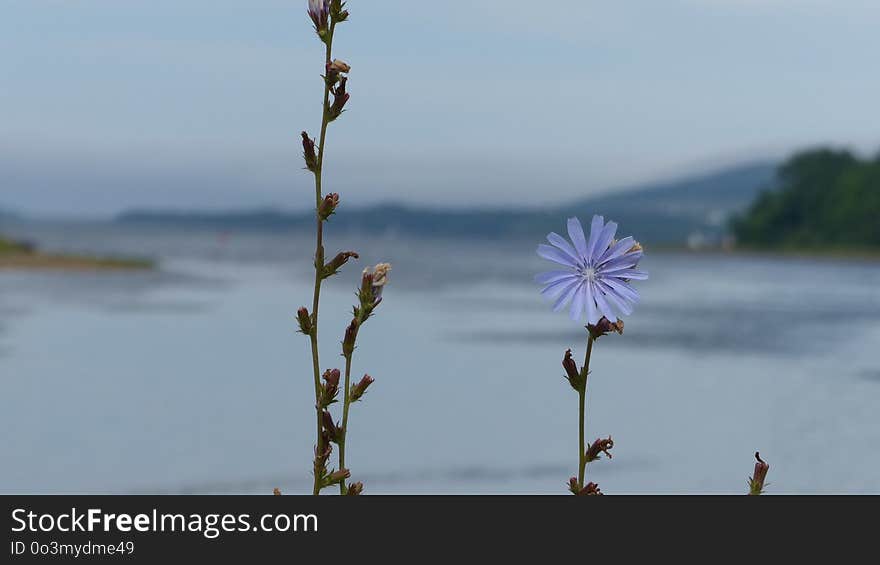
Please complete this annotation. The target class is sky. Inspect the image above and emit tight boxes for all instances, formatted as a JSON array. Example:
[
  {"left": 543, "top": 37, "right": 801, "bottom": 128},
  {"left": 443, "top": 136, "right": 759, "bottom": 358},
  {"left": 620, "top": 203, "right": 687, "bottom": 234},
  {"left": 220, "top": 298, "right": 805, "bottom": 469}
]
[{"left": 1, "top": 0, "right": 879, "bottom": 216}]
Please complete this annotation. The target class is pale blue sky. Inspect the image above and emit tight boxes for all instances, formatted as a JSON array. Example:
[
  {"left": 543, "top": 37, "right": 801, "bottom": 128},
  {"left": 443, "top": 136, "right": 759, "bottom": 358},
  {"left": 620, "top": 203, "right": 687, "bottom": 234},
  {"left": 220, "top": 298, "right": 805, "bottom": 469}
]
[{"left": 2, "top": 0, "right": 879, "bottom": 215}]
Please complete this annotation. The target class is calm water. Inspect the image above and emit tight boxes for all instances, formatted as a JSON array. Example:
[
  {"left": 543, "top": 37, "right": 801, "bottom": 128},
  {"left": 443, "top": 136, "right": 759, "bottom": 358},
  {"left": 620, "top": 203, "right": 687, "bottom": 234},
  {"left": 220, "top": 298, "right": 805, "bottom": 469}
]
[{"left": 1, "top": 223, "right": 879, "bottom": 494}]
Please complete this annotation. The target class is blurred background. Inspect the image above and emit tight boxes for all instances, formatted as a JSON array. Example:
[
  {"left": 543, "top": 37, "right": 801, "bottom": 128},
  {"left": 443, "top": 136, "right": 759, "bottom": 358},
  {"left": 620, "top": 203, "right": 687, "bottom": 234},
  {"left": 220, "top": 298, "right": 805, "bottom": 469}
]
[{"left": 1, "top": 1, "right": 878, "bottom": 494}]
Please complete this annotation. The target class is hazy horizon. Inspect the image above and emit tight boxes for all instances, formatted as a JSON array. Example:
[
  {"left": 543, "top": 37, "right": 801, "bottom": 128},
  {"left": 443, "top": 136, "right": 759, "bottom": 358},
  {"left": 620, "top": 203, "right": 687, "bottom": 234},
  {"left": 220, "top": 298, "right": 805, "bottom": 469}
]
[{"left": 3, "top": 0, "right": 880, "bottom": 216}]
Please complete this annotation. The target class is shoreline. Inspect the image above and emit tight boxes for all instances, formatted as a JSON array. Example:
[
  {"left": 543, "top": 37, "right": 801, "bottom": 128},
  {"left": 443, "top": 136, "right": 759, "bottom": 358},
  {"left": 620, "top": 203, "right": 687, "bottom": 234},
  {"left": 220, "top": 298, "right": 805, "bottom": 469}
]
[{"left": 0, "top": 253, "right": 154, "bottom": 272}]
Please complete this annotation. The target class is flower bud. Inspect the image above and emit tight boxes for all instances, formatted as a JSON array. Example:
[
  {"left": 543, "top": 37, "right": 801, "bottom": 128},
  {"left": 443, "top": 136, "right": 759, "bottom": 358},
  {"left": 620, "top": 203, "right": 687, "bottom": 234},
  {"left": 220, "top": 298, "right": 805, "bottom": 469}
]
[
  {"left": 307, "top": 0, "right": 330, "bottom": 36},
  {"left": 569, "top": 478, "right": 603, "bottom": 495},
  {"left": 323, "top": 250, "right": 359, "bottom": 279},
  {"left": 319, "top": 368, "right": 341, "bottom": 408},
  {"left": 748, "top": 452, "right": 769, "bottom": 495},
  {"left": 318, "top": 192, "right": 339, "bottom": 221},
  {"left": 346, "top": 481, "right": 364, "bottom": 496},
  {"left": 585, "top": 436, "right": 614, "bottom": 463},
  {"left": 587, "top": 317, "right": 624, "bottom": 340},
  {"left": 327, "top": 76, "right": 350, "bottom": 122},
  {"left": 327, "top": 59, "right": 351, "bottom": 74},
  {"left": 562, "top": 348, "right": 583, "bottom": 391},
  {"left": 342, "top": 319, "right": 359, "bottom": 358},
  {"left": 330, "top": 0, "right": 349, "bottom": 23},
  {"left": 296, "top": 306, "right": 313, "bottom": 335},
  {"left": 581, "top": 482, "right": 603, "bottom": 496},
  {"left": 321, "top": 410, "right": 343, "bottom": 443},
  {"left": 350, "top": 374, "right": 374, "bottom": 402},
  {"left": 325, "top": 468, "right": 351, "bottom": 486},
  {"left": 313, "top": 441, "right": 332, "bottom": 477},
  {"left": 301, "top": 131, "right": 318, "bottom": 173}
]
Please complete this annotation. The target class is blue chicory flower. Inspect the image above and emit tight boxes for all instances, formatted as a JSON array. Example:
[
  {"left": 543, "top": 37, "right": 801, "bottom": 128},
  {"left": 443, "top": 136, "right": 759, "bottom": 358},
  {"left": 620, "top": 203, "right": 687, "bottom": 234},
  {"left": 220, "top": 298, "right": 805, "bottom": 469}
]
[{"left": 536, "top": 215, "right": 647, "bottom": 324}]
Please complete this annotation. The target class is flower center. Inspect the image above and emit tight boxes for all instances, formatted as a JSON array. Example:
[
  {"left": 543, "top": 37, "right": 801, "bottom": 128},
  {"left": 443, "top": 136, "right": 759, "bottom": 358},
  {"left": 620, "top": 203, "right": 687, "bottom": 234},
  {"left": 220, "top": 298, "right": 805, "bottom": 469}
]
[{"left": 580, "top": 266, "right": 597, "bottom": 282}]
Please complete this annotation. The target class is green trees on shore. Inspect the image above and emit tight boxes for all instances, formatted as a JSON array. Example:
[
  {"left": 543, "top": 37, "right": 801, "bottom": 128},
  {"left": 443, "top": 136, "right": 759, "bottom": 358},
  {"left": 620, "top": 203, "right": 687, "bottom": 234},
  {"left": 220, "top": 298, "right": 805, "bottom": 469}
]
[{"left": 732, "top": 149, "right": 880, "bottom": 249}]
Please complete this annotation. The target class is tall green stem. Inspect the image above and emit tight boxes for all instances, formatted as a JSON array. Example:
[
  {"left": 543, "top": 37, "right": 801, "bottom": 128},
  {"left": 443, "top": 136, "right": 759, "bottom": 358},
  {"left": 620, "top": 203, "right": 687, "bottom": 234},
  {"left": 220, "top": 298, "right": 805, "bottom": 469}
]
[
  {"left": 577, "top": 335, "right": 595, "bottom": 490},
  {"left": 338, "top": 350, "right": 353, "bottom": 494},
  {"left": 310, "top": 24, "right": 336, "bottom": 496}
]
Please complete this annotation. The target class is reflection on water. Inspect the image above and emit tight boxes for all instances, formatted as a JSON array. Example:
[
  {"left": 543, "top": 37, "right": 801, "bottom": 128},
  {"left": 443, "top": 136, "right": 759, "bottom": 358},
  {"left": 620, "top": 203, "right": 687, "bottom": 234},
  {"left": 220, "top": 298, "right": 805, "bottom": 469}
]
[{"left": 1, "top": 224, "right": 879, "bottom": 494}]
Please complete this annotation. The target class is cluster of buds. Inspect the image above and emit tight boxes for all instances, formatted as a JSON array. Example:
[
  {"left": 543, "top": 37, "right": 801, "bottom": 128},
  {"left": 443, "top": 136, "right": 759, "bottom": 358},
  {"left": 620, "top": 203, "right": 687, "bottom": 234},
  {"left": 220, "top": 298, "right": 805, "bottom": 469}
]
[
  {"left": 585, "top": 436, "right": 614, "bottom": 463},
  {"left": 301, "top": 132, "right": 318, "bottom": 173},
  {"left": 568, "top": 478, "right": 603, "bottom": 496},
  {"left": 322, "top": 250, "right": 359, "bottom": 279},
  {"left": 321, "top": 410, "right": 344, "bottom": 444},
  {"left": 330, "top": 0, "right": 349, "bottom": 23},
  {"left": 296, "top": 307, "right": 313, "bottom": 336},
  {"left": 587, "top": 317, "right": 625, "bottom": 340},
  {"left": 318, "top": 369, "right": 340, "bottom": 409},
  {"left": 562, "top": 349, "right": 586, "bottom": 391},
  {"left": 345, "top": 481, "right": 363, "bottom": 496},
  {"left": 748, "top": 452, "right": 770, "bottom": 495},
  {"left": 350, "top": 374, "right": 375, "bottom": 403},
  {"left": 318, "top": 192, "right": 339, "bottom": 221}
]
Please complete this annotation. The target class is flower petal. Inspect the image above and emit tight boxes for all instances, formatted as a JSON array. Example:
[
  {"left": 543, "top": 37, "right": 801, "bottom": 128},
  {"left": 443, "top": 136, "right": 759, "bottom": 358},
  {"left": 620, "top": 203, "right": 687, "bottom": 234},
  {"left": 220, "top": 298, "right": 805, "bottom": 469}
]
[
  {"left": 598, "top": 281, "right": 633, "bottom": 315},
  {"left": 585, "top": 282, "right": 600, "bottom": 324},
  {"left": 585, "top": 215, "right": 604, "bottom": 259},
  {"left": 546, "top": 232, "right": 580, "bottom": 265},
  {"left": 598, "top": 236, "right": 635, "bottom": 264},
  {"left": 541, "top": 275, "right": 578, "bottom": 298},
  {"left": 535, "top": 270, "right": 576, "bottom": 285},
  {"left": 598, "top": 251, "right": 643, "bottom": 273},
  {"left": 593, "top": 285, "right": 618, "bottom": 321},
  {"left": 567, "top": 217, "right": 588, "bottom": 258},
  {"left": 608, "top": 268, "right": 649, "bottom": 280},
  {"left": 600, "top": 277, "right": 640, "bottom": 303},
  {"left": 537, "top": 244, "right": 577, "bottom": 268},
  {"left": 552, "top": 279, "right": 581, "bottom": 312},
  {"left": 592, "top": 221, "right": 618, "bottom": 261},
  {"left": 569, "top": 281, "right": 586, "bottom": 321}
]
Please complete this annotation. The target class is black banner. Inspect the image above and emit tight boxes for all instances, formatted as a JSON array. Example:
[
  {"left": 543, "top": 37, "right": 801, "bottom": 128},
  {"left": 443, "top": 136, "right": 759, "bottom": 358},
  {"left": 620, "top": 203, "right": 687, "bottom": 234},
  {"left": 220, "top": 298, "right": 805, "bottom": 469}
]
[{"left": 2, "top": 496, "right": 875, "bottom": 561}]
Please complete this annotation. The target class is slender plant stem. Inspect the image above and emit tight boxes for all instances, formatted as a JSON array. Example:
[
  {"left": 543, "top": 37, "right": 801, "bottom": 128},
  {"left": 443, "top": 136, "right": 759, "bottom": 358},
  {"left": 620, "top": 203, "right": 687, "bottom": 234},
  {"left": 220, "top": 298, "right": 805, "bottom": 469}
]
[
  {"left": 338, "top": 349, "right": 354, "bottom": 494},
  {"left": 577, "top": 335, "right": 595, "bottom": 490},
  {"left": 309, "top": 24, "right": 336, "bottom": 496}
]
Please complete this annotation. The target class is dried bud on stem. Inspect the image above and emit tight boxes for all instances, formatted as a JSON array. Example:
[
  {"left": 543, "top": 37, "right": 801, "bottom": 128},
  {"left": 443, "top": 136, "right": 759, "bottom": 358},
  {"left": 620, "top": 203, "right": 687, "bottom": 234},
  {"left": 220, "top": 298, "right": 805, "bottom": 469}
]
[
  {"left": 324, "top": 468, "right": 351, "bottom": 487},
  {"left": 296, "top": 307, "right": 313, "bottom": 335},
  {"left": 313, "top": 441, "right": 332, "bottom": 481},
  {"left": 301, "top": 132, "right": 318, "bottom": 173},
  {"left": 585, "top": 436, "right": 614, "bottom": 463},
  {"left": 587, "top": 317, "right": 624, "bottom": 340},
  {"left": 748, "top": 452, "right": 770, "bottom": 495},
  {"left": 321, "top": 410, "right": 343, "bottom": 444},
  {"left": 318, "top": 193, "right": 339, "bottom": 221},
  {"left": 345, "top": 481, "right": 363, "bottom": 496},
  {"left": 327, "top": 77, "right": 350, "bottom": 122},
  {"left": 562, "top": 349, "right": 584, "bottom": 391},
  {"left": 342, "top": 319, "right": 358, "bottom": 358},
  {"left": 323, "top": 250, "right": 359, "bottom": 279},
  {"left": 569, "top": 477, "right": 604, "bottom": 495},
  {"left": 318, "top": 368, "right": 341, "bottom": 409},
  {"left": 350, "top": 374, "right": 374, "bottom": 402}
]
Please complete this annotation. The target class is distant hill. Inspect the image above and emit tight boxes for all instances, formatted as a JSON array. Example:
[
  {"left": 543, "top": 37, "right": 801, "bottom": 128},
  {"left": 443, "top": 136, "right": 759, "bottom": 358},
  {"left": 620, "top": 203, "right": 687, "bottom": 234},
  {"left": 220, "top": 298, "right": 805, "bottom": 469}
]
[
  {"left": 117, "top": 161, "right": 777, "bottom": 245},
  {"left": 733, "top": 149, "right": 880, "bottom": 249}
]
